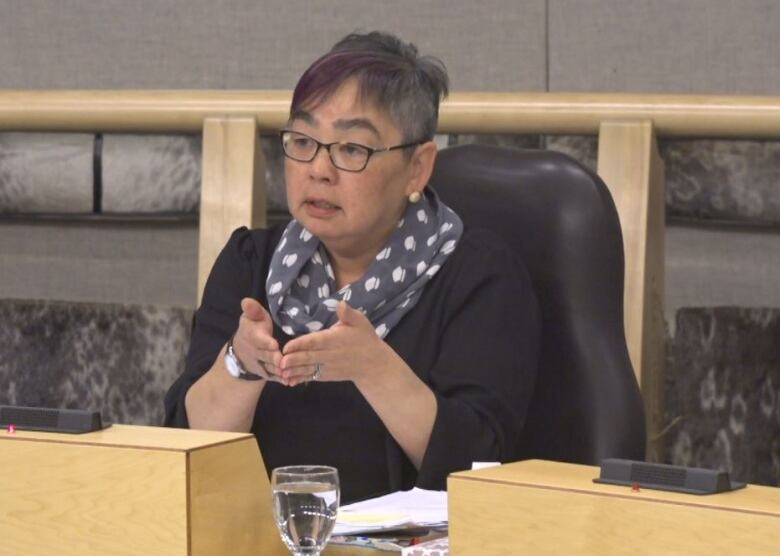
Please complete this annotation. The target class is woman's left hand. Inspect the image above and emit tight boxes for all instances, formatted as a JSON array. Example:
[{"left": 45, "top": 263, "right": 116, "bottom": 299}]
[
  {"left": 283, "top": 303, "right": 437, "bottom": 469},
  {"left": 279, "top": 302, "right": 394, "bottom": 387}
]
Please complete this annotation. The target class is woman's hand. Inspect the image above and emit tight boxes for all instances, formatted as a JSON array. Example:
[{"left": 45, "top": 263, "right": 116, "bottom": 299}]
[
  {"left": 183, "top": 297, "right": 277, "bottom": 431},
  {"left": 282, "top": 301, "right": 436, "bottom": 467},
  {"left": 279, "top": 302, "right": 395, "bottom": 386},
  {"left": 233, "top": 297, "right": 284, "bottom": 381}
]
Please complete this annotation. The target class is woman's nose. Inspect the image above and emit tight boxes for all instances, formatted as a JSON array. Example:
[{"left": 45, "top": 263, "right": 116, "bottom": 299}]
[{"left": 308, "top": 145, "right": 338, "bottom": 181}]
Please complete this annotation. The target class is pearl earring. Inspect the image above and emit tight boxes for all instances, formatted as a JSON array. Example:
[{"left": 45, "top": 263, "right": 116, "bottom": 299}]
[{"left": 409, "top": 191, "right": 422, "bottom": 203}]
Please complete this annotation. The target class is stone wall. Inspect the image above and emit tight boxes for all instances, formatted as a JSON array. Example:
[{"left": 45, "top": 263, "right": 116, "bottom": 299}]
[{"left": 0, "top": 298, "right": 191, "bottom": 427}]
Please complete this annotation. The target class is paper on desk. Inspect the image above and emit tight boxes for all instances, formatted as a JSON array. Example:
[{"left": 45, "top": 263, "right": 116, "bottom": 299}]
[{"left": 333, "top": 487, "right": 448, "bottom": 536}]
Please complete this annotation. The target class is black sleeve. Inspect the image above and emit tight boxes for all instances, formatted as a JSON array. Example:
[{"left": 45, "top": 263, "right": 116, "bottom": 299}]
[
  {"left": 415, "top": 233, "right": 540, "bottom": 489},
  {"left": 163, "top": 227, "right": 269, "bottom": 428}
]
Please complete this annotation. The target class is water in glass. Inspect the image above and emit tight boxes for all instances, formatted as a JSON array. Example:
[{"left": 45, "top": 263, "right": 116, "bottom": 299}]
[{"left": 271, "top": 466, "right": 339, "bottom": 556}]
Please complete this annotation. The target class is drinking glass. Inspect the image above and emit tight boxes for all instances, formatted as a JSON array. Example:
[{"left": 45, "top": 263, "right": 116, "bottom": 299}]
[{"left": 271, "top": 465, "right": 340, "bottom": 556}]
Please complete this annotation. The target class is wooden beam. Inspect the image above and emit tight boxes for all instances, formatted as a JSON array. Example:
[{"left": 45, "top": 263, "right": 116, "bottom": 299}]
[
  {"left": 198, "top": 117, "right": 266, "bottom": 305},
  {"left": 2, "top": 90, "right": 780, "bottom": 137},
  {"left": 597, "top": 120, "right": 666, "bottom": 461}
]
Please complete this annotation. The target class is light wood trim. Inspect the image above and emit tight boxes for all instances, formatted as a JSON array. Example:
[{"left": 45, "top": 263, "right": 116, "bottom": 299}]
[
  {"left": 597, "top": 121, "right": 665, "bottom": 460},
  {"left": 449, "top": 460, "right": 780, "bottom": 555},
  {"left": 0, "top": 90, "right": 291, "bottom": 132},
  {"left": 2, "top": 90, "right": 780, "bottom": 137},
  {"left": 199, "top": 116, "right": 267, "bottom": 304},
  {"left": 440, "top": 92, "right": 780, "bottom": 137},
  {"left": 2, "top": 423, "right": 253, "bottom": 451}
]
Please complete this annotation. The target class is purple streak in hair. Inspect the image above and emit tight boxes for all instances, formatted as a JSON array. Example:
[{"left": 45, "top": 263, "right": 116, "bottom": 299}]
[{"left": 291, "top": 50, "right": 401, "bottom": 115}]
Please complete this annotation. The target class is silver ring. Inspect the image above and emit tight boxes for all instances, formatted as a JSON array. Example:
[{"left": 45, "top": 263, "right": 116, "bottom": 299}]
[{"left": 312, "top": 363, "right": 322, "bottom": 381}]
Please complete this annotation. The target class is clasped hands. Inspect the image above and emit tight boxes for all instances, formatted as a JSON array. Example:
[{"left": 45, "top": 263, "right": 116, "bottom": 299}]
[{"left": 232, "top": 297, "right": 390, "bottom": 387}]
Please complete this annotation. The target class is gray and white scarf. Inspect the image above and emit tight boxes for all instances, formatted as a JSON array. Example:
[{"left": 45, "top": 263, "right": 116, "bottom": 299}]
[{"left": 266, "top": 188, "right": 463, "bottom": 339}]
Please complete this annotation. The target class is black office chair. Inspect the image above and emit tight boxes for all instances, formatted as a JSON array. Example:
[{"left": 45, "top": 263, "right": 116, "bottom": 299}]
[{"left": 430, "top": 144, "right": 646, "bottom": 465}]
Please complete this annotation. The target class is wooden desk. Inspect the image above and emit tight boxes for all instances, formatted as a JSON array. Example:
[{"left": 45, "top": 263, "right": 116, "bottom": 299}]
[
  {"left": 448, "top": 459, "right": 780, "bottom": 555},
  {"left": 0, "top": 424, "right": 373, "bottom": 556}
]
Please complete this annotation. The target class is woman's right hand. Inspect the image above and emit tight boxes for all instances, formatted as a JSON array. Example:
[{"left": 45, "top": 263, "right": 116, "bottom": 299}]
[{"left": 233, "top": 297, "right": 284, "bottom": 381}]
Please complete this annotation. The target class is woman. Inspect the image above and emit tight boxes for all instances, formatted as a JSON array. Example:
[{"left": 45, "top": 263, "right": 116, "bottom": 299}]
[{"left": 164, "top": 31, "right": 539, "bottom": 503}]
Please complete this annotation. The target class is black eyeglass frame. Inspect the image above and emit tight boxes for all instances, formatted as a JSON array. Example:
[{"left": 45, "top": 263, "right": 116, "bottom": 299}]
[{"left": 279, "top": 129, "right": 426, "bottom": 173}]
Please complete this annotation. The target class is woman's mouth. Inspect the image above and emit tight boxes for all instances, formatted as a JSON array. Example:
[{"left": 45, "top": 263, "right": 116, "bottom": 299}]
[
  {"left": 306, "top": 199, "right": 339, "bottom": 209},
  {"left": 304, "top": 198, "right": 341, "bottom": 217}
]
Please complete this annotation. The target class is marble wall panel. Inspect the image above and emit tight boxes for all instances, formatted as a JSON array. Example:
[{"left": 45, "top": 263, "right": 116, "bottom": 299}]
[
  {"left": 542, "top": 135, "right": 780, "bottom": 226},
  {"left": 664, "top": 307, "right": 780, "bottom": 486},
  {"left": 0, "top": 299, "right": 192, "bottom": 427},
  {"left": 447, "top": 134, "right": 542, "bottom": 150},
  {"left": 663, "top": 140, "right": 780, "bottom": 226},
  {"left": 0, "top": 133, "right": 93, "bottom": 213},
  {"left": 543, "top": 135, "right": 598, "bottom": 172},
  {"left": 3, "top": 131, "right": 779, "bottom": 225},
  {"left": 101, "top": 135, "right": 201, "bottom": 213},
  {"left": 261, "top": 135, "right": 288, "bottom": 213}
]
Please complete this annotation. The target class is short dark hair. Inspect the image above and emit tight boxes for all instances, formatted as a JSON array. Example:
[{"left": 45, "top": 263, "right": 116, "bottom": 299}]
[{"left": 290, "top": 31, "right": 449, "bottom": 143}]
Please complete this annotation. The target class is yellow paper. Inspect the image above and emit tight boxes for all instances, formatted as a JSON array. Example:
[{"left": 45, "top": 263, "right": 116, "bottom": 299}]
[{"left": 337, "top": 511, "right": 409, "bottom": 526}]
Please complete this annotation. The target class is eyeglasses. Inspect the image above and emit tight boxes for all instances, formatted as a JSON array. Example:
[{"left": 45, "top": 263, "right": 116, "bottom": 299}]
[{"left": 279, "top": 130, "right": 424, "bottom": 173}]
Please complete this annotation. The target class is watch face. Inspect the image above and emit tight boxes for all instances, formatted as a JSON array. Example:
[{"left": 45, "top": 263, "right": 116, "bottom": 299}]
[
  {"left": 224, "top": 342, "right": 264, "bottom": 381},
  {"left": 225, "top": 351, "right": 242, "bottom": 378}
]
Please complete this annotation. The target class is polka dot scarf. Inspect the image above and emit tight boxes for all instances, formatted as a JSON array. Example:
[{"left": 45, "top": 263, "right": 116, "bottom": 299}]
[{"left": 266, "top": 188, "right": 463, "bottom": 339}]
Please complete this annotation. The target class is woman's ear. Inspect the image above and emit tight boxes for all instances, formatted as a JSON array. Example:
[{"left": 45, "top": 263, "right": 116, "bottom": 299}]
[{"left": 406, "top": 141, "right": 438, "bottom": 197}]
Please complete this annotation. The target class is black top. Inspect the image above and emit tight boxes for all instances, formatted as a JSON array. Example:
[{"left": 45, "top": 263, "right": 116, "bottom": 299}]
[{"left": 164, "top": 225, "right": 539, "bottom": 503}]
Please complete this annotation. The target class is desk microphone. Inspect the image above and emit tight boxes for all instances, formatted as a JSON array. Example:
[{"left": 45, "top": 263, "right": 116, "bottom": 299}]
[{"left": 0, "top": 405, "right": 109, "bottom": 434}]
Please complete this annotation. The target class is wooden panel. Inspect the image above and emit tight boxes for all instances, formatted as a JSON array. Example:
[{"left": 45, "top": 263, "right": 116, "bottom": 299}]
[
  {"left": 3, "top": 423, "right": 253, "bottom": 451},
  {"left": 1, "top": 90, "right": 780, "bottom": 137},
  {"left": 448, "top": 460, "right": 780, "bottom": 555},
  {"left": 189, "top": 436, "right": 287, "bottom": 556},
  {"left": 597, "top": 120, "right": 666, "bottom": 461},
  {"left": 0, "top": 439, "right": 188, "bottom": 555},
  {"left": 199, "top": 116, "right": 267, "bottom": 304}
]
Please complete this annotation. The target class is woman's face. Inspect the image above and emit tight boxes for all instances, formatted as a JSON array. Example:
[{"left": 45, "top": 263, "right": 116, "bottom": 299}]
[{"left": 284, "top": 79, "right": 428, "bottom": 260}]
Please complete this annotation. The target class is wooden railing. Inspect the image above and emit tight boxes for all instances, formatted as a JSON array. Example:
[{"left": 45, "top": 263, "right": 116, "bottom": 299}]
[
  {"left": 4, "top": 90, "right": 780, "bottom": 460},
  {"left": 3, "top": 91, "right": 780, "bottom": 135}
]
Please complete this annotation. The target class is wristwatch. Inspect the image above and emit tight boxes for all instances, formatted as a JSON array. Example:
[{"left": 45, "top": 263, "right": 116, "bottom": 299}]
[{"left": 224, "top": 334, "right": 264, "bottom": 381}]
